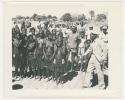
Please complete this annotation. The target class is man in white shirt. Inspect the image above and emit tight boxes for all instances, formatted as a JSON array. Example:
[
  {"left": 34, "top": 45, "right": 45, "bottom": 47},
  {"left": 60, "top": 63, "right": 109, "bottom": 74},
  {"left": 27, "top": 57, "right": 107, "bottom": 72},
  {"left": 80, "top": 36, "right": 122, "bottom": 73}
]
[
  {"left": 83, "top": 30, "right": 105, "bottom": 89},
  {"left": 61, "top": 24, "right": 67, "bottom": 38},
  {"left": 85, "top": 25, "right": 93, "bottom": 40},
  {"left": 78, "top": 30, "right": 86, "bottom": 64},
  {"left": 77, "top": 21, "right": 85, "bottom": 34},
  {"left": 100, "top": 25, "right": 108, "bottom": 70}
]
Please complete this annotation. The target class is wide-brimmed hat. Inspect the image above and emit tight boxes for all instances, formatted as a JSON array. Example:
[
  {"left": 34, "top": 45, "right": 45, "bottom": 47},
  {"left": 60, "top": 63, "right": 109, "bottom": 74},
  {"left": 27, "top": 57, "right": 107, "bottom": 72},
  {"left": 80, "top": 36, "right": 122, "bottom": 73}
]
[
  {"left": 102, "top": 25, "right": 108, "bottom": 30},
  {"left": 91, "top": 30, "right": 100, "bottom": 35}
]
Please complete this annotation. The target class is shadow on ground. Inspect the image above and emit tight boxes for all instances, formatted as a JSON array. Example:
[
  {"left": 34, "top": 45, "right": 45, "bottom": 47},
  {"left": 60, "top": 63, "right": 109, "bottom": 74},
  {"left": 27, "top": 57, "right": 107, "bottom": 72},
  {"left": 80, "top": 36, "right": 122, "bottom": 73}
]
[
  {"left": 12, "top": 84, "right": 23, "bottom": 90},
  {"left": 61, "top": 71, "right": 78, "bottom": 84}
]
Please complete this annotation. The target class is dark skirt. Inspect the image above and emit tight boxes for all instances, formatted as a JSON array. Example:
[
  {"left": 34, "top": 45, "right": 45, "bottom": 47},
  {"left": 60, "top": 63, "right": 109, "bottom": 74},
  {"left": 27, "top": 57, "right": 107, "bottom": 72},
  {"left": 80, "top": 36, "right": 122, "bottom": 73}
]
[
  {"left": 43, "top": 58, "right": 55, "bottom": 72},
  {"left": 34, "top": 54, "right": 44, "bottom": 69},
  {"left": 27, "top": 53, "right": 36, "bottom": 70},
  {"left": 20, "top": 54, "right": 27, "bottom": 70},
  {"left": 13, "top": 54, "right": 22, "bottom": 69},
  {"left": 54, "top": 59, "right": 65, "bottom": 73},
  {"left": 12, "top": 46, "right": 20, "bottom": 67}
]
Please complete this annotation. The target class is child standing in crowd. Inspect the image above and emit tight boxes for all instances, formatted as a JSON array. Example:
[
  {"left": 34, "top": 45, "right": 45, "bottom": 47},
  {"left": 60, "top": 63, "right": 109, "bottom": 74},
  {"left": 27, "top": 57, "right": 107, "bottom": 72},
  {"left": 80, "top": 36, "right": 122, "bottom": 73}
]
[{"left": 26, "top": 35, "right": 36, "bottom": 78}]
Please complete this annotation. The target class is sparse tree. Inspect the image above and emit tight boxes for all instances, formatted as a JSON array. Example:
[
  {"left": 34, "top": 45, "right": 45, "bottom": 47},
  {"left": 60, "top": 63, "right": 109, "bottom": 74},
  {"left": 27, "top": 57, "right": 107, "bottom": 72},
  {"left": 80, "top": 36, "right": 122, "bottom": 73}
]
[
  {"left": 47, "top": 15, "right": 52, "bottom": 19},
  {"left": 89, "top": 10, "right": 95, "bottom": 20},
  {"left": 96, "top": 14, "right": 107, "bottom": 22},
  {"left": 31, "top": 13, "right": 37, "bottom": 20},
  {"left": 41, "top": 15, "right": 47, "bottom": 20},
  {"left": 61, "top": 13, "right": 72, "bottom": 22},
  {"left": 52, "top": 16, "right": 57, "bottom": 21},
  {"left": 16, "top": 15, "right": 23, "bottom": 20},
  {"left": 78, "top": 14, "right": 86, "bottom": 21},
  {"left": 26, "top": 16, "right": 29, "bottom": 19},
  {"left": 71, "top": 14, "right": 78, "bottom": 22}
]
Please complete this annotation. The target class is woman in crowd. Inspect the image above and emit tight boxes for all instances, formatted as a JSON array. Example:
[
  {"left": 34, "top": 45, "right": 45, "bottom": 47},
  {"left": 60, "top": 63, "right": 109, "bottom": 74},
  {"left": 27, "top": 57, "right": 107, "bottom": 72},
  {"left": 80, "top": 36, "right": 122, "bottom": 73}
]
[
  {"left": 43, "top": 33, "right": 56, "bottom": 79},
  {"left": 53, "top": 31, "right": 67, "bottom": 84},
  {"left": 12, "top": 33, "right": 22, "bottom": 78},
  {"left": 26, "top": 35, "right": 36, "bottom": 78},
  {"left": 35, "top": 33, "right": 45, "bottom": 79}
]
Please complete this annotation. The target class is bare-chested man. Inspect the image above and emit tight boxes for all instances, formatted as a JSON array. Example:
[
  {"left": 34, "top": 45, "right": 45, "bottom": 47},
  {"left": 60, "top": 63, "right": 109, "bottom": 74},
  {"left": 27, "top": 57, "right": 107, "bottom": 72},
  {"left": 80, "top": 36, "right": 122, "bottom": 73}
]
[
  {"left": 43, "top": 33, "right": 56, "bottom": 79},
  {"left": 67, "top": 26, "right": 79, "bottom": 72}
]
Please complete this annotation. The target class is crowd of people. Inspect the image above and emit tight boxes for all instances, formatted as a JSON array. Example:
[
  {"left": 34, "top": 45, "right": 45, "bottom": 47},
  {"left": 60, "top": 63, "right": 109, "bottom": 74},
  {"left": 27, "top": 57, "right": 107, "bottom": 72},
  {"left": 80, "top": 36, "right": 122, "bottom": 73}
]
[{"left": 12, "top": 19, "right": 108, "bottom": 89}]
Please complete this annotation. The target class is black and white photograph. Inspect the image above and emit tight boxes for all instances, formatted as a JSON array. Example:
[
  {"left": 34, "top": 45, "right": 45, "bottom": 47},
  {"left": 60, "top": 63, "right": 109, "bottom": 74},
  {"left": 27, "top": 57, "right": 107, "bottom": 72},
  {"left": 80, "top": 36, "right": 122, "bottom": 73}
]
[
  {"left": 12, "top": 6, "right": 108, "bottom": 90},
  {"left": 3, "top": 1, "right": 123, "bottom": 98}
]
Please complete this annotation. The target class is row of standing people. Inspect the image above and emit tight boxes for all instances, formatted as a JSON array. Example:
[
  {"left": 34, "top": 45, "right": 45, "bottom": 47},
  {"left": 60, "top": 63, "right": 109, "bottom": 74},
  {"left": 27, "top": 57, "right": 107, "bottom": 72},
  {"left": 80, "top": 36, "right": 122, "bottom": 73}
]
[{"left": 12, "top": 21, "right": 108, "bottom": 87}]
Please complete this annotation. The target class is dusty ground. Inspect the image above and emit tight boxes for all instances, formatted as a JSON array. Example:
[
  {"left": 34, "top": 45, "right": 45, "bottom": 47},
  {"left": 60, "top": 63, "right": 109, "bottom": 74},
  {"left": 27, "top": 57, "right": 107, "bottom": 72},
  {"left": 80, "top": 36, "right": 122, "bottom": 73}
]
[{"left": 12, "top": 71, "right": 108, "bottom": 90}]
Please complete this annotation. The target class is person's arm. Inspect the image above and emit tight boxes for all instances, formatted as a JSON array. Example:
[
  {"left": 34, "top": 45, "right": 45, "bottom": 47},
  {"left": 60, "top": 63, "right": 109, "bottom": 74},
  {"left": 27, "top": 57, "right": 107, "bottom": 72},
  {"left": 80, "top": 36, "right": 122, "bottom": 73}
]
[
  {"left": 77, "top": 39, "right": 81, "bottom": 56},
  {"left": 101, "top": 40, "right": 108, "bottom": 61},
  {"left": 17, "top": 39, "right": 22, "bottom": 48},
  {"left": 84, "top": 46, "right": 93, "bottom": 56},
  {"left": 33, "top": 41, "right": 37, "bottom": 58},
  {"left": 43, "top": 43, "right": 48, "bottom": 60},
  {"left": 24, "top": 39, "right": 29, "bottom": 48},
  {"left": 49, "top": 44, "right": 57, "bottom": 61},
  {"left": 12, "top": 39, "right": 17, "bottom": 47},
  {"left": 81, "top": 46, "right": 92, "bottom": 64},
  {"left": 27, "top": 41, "right": 35, "bottom": 52},
  {"left": 92, "top": 39, "right": 104, "bottom": 64}
]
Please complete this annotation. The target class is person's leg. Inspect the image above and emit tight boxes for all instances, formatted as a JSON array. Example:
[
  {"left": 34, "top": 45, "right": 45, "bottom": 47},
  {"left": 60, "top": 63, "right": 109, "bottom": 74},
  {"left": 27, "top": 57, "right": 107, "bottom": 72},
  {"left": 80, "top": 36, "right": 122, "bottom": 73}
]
[
  {"left": 55, "top": 71, "right": 58, "bottom": 84},
  {"left": 15, "top": 54, "right": 20, "bottom": 78},
  {"left": 27, "top": 54, "right": 32, "bottom": 77},
  {"left": 19, "top": 67, "right": 23, "bottom": 78},
  {"left": 23, "top": 56, "right": 27, "bottom": 78},
  {"left": 38, "top": 65, "right": 41, "bottom": 77},
  {"left": 31, "top": 54, "right": 35, "bottom": 78},
  {"left": 59, "top": 72, "right": 64, "bottom": 84},
  {"left": 74, "top": 53, "right": 79, "bottom": 70},
  {"left": 26, "top": 55, "right": 29, "bottom": 77},
  {"left": 81, "top": 62, "right": 85, "bottom": 72},
  {"left": 71, "top": 52, "right": 75, "bottom": 71},
  {"left": 95, "top": 58, "right": 105, "bottom": 89},
  {"left": 31, "top": 66, "right": 35, "bottom": 78},
  {"left": 29, "top": 62, "right": 33, "bottom": 78},
  {"left": 52, "top": 64, "right": 55, "bottom": 81},
  {"left": 66, "top": 61, "right": 71, "bottom": 73},
  {"left": 15, "top": 66, "right": 18, "bottom": 78},
  {"left": 56, "top": 72, "right": 60, "bottom": 85},
  {"left": 37, "top": 55, "right": 42, "bottom": 77},
  {"left": 44, "top": 68, "right": 48, "bottom": 78},
  {"left": 20, "top": 56, "right": 25, "bottom": 78},
  {"left": 34, "top": 61, "right": 38, "bottom": 79},
  {"left": 83, "top": 61, "right": 94, "bottom": 88},
  {"left": 67, "top": 50, "right": 72, "bottom": 72}
]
